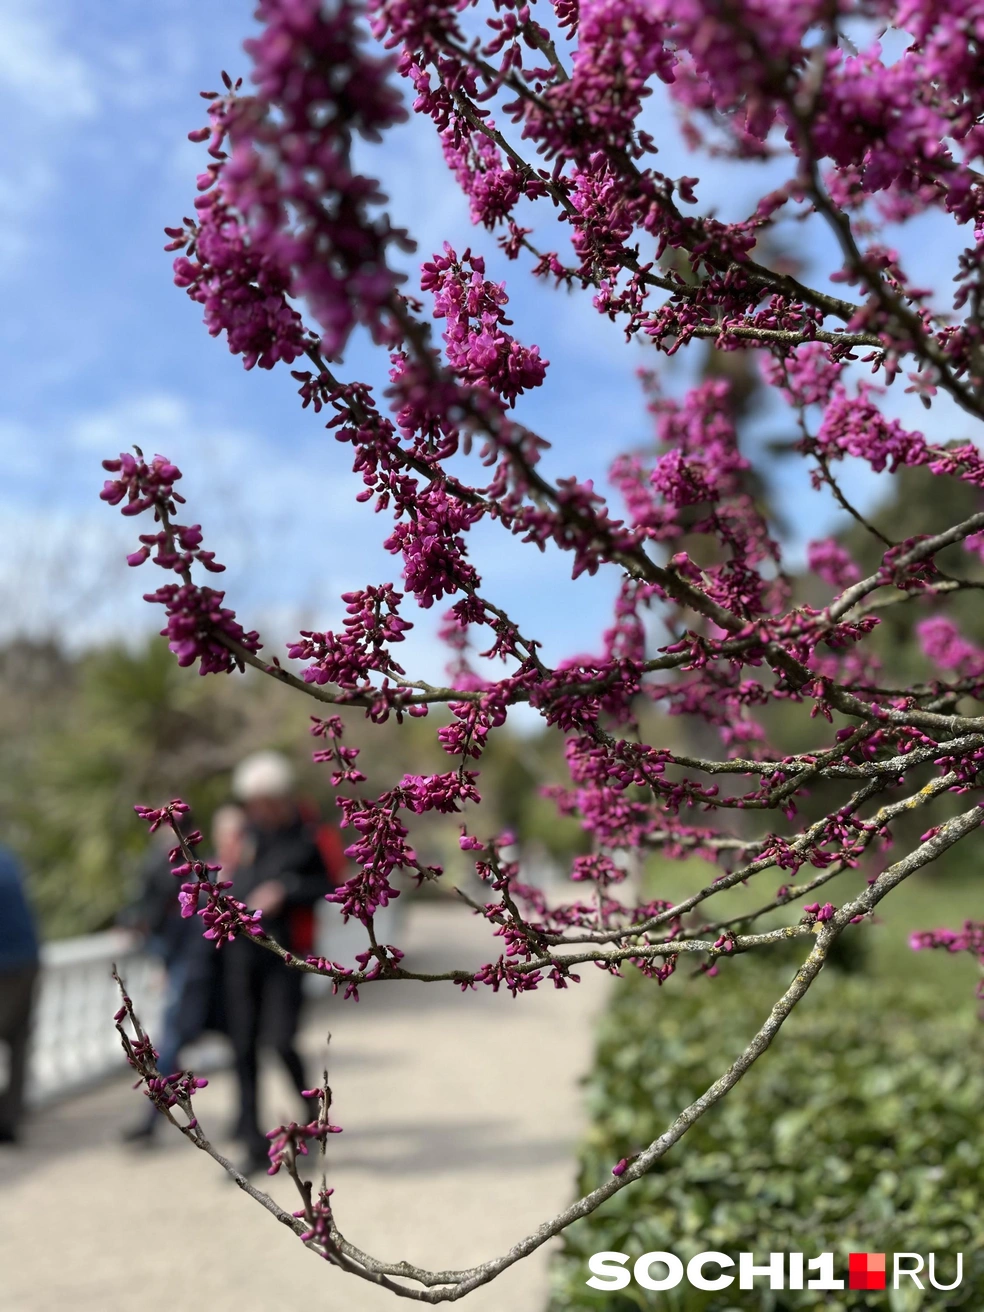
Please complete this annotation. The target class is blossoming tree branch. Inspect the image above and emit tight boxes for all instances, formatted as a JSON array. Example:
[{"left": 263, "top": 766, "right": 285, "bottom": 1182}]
[{"left": 102, "top": 0, "right": 984, "bottom": 1299}]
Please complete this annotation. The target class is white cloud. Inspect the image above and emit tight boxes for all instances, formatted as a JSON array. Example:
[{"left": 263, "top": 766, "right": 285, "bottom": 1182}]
[
  {"left": 0, "top": 375, "right": 632, "bottom": 683},
  {"left": 0, "top": 2, "right": 99, "bottom": 272},
  {"left": 0, "top": 502, "right": 137, "bottom": 646},
  {"left": 0, "top": 388, "right": 374, "bottom": 649},
  {"left": 0, "top": 2, "right": 97, "bottom": 120},
  {"left": 0, "top": 158, "right": 56, "bottom": 265},
  {"left": 71, "top": 392, "right": 190, "bottom": 453}
]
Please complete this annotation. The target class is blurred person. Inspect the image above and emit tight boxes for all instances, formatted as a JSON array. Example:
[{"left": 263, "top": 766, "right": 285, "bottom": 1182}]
[
  {"left": 226, "top": 751, "right": 331, "bottom": 1173},
  {"left": 122, "top": 808, "right": 239, "bottom": 1143},
  {"left": 0, "top": 846, "right": 39, "bottom": 1144}
]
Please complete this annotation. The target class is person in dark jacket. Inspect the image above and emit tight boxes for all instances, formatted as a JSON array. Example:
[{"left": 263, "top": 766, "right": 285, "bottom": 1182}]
[
  {"left": 123, "top": 810, "right": 236, "bottom": 1142},
  {"left": 226, "top": 751, "right": 329, "bottom": 1172},
  {"left": 0, "top": 847, "right": 40, "bottom": 1143}
]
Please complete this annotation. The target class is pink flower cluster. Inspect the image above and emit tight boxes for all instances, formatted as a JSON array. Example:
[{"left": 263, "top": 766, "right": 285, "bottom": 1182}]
[
  {"left": 266, "top": 1111, "right": 343, "bottom": 1177},
  {"left": 100, "top": 0, "right": 984, "bottom": 1043},
  {"left": 916, "top": 617, "right": 984, "bottom": 682},
  {"left": 422, "top": 245, "right": 548, "bottom": 406},
  {"left": 170, "top": 1, "right": 410, "bottom": 365},
  {"left": 911, "top": 921, "right": 984, "bottom": 999},
  {"left": 807, "top": 538, "right": 862, "bottom": 591},
  {"left": 104, "top": 453, "right": 261, "bottom": 675},
  {"left": 168, "top": 189, "right": 308, "bottom": 371},
  {"left": 94, "top": 4, "right": 984, "bottom": 1290},
  {"left": 288, "top": 585, "right": 413, "bottom": 688},
  {"left": 133, "top": 797, "right": 264, "bottom": 947}
]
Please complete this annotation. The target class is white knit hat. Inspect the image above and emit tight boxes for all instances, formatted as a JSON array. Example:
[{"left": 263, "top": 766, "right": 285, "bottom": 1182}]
[{"left": 231, "top": 750, "right": 296, "bottom": 801}]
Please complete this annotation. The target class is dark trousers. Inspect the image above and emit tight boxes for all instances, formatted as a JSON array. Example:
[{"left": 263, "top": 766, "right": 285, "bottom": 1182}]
[
  {"left": 0, "top": 965, "right": 38, "bottom": 1140},
  {"left": 141, "top": 949, "right": 214, "bottom": 1131},
  {"left": 225, "top": 941, "right": 308, "bottom": 1153}
]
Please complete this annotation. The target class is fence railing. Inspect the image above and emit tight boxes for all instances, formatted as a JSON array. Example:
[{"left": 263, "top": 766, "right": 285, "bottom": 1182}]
[
  {"left": 28, "top": 931, "right": 162, "bottom": 1106},
  {"left": 23, "top": 903, "right": 377, "bottom": 1105},
  {"left": 24, "top": 892, "right": 445, "bottom": 1105}
]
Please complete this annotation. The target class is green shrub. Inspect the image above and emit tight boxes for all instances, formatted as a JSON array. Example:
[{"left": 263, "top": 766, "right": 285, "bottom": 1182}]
[{"left": 548, "top": 955, "right": 984, "bottom": 1311}]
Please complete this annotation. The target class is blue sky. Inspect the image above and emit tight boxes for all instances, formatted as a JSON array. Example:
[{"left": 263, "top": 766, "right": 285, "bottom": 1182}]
[{"left": 0, "top": 0, "right": 975, "bottom": 684}]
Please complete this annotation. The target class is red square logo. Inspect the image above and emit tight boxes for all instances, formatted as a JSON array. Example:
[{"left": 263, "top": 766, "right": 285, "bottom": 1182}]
[{"left": 849, "top": 1253, "right": 886, "bottom": 1290}]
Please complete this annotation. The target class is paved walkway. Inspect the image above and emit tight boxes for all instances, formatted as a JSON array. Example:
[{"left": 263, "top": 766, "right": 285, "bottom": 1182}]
[{"left": 0, "top": 903, "right": 608, "bottom": 1312}]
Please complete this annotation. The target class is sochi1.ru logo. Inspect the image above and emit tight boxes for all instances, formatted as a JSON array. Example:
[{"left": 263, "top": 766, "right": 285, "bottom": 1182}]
[{"left": 586, "top": 1250, "right": 963, "bottom": 1293}]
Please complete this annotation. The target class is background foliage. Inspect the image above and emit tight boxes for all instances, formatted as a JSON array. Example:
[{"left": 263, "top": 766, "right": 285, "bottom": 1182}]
[
  {"left": 548, "top": 916, "right": 984, "bottom": 1312},
  {"left": 4, "top": 450, "right": 982, "bottom": 938},
  {"left": 0, "top": 636, "right": 586, "bottom": 937}
]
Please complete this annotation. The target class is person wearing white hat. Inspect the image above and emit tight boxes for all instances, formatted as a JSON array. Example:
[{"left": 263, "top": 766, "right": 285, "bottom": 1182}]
[
  {"left": 231, "top": 749, "right": 296, "bottom": 807},
  {"left": 225, "top": 750, "right": 329, "bottom": 1173}
]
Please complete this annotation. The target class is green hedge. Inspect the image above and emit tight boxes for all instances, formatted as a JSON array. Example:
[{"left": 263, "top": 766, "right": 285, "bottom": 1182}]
[{"left": 548, "top": 955, "right": 984, "bottom": 1311}]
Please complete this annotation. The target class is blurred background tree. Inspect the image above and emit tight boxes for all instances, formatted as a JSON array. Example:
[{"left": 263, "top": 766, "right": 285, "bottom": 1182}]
[
  {"left": 0, "top": 635, "right": 585, "bottom": 937},
  {"left": 0, "top": 638, "right": 265, "bottom": 935},
  {"left": 6, "top": 443, "right": 982, "bottom": 940}
]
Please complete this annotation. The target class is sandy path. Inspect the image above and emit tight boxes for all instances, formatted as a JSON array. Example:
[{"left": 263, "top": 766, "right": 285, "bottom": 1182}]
[{"left": 0, "top": 902, "right": 607, "bottom": 1312}]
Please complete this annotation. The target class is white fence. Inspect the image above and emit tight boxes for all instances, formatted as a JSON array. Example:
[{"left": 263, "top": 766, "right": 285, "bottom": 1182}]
[
  {"left": 23, "top": 902, "right": 405, "bottom": 1106},
  {"left": 27, "top": 930, "right": 163, "bottom": 1106},
  {"left": 20, "top": 875, "right": 573, "bottom": 1107}
]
